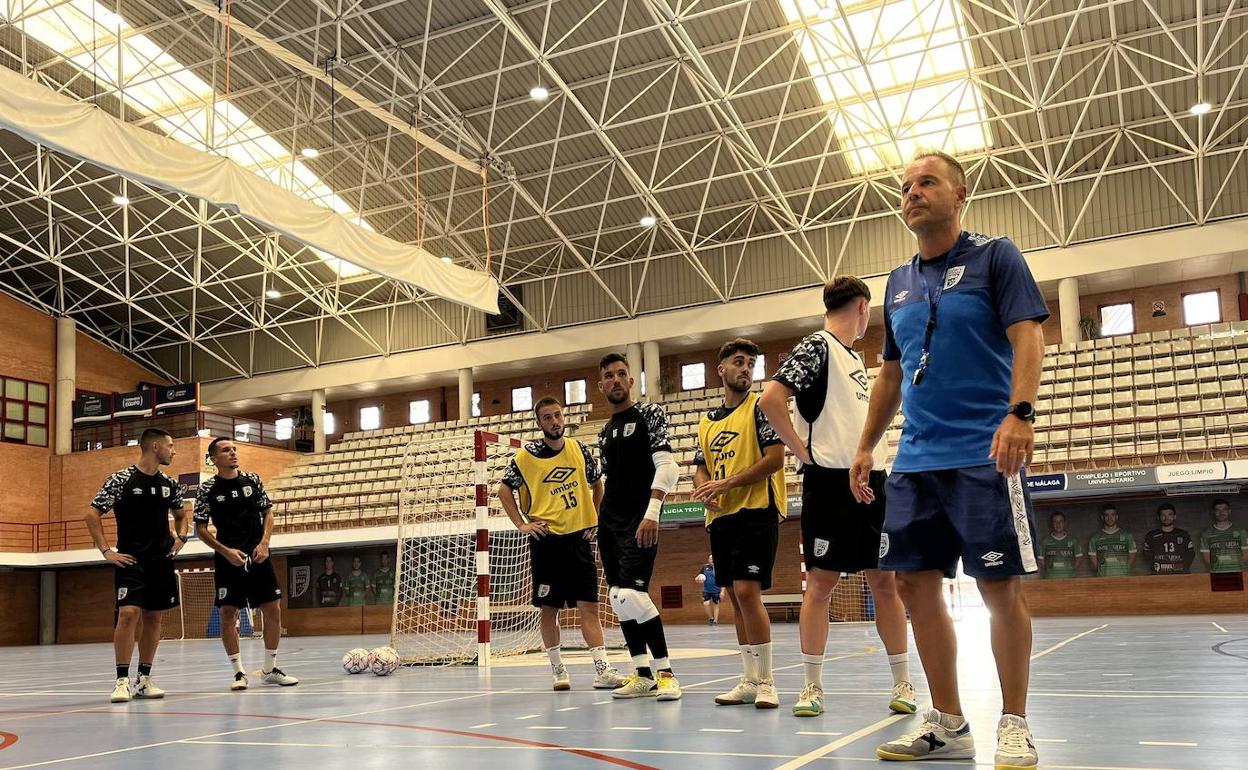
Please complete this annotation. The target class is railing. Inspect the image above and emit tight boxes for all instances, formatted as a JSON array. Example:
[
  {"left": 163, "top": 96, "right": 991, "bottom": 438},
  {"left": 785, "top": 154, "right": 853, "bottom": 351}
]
[
  {"left": 0, "top": 519, "right": 115, "bottom": 552},
  {"left": 72, "top": 411, "right": 313, "bottom": 452}
]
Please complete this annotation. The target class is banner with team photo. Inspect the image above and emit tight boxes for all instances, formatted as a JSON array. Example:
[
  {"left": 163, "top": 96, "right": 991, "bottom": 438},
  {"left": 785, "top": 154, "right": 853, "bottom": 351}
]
[{"left": 286, "top": 545, "right": 398, "bottom": 609}]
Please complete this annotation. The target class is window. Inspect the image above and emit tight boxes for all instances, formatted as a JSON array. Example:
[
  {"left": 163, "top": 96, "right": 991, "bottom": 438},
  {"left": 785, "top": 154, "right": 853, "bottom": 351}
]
[
  {"left": 274, "top": 417, "right": 293, "bottom": 441},
  {"left": 681, "top": 363, "right": 705, "bottom": 390},
  {"left": 472, "top": 392, "right": 482, "bottom": 418},
  {"left": 324, "top": 412, "right": 337, "bottom": 434},
  {"left": 1, "top": 376, "right": 49, "bottom": 447},
  {"left": 753, "top": 354, "right": 767, "bottom": 381},
  {"left": 234, "top": 423, "right": 255, "bottom": 442},
  {"left": 564, "top": 379, "right": 587, "bottom": 405},
  {"left": 409, "top": 399, "right": 432, "bottom": 424},
  {"left": 511, "top": 386, "right": 533, "bottom": 412},
  {"left": 359, "top": 406, "right": 381, "bottom": 431},
  {"left": 1183, "top": 290, "right": 1221, "bottom": 325},
  {"left": 1099, "top": 303, "right": 1134, "bottom": 337}
]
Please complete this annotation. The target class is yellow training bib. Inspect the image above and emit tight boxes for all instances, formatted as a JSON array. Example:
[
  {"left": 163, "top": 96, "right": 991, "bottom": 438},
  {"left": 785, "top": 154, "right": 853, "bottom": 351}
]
[
  {"left": 697, "top": 391, "right": 786, "bottom": 527},
  {"left": 513, "top": 438, "right": 596, "bottom": 534}
]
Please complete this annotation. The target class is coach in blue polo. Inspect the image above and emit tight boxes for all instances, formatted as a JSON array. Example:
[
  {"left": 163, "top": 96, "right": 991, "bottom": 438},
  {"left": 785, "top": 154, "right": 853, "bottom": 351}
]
[{"left": 851, "top": 151, "right": 1048, "bottom": 769}]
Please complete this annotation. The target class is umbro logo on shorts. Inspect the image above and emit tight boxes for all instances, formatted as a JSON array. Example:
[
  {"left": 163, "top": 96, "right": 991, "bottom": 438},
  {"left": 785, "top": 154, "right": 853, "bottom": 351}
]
[
  {"left": 219, "top": 588, "right": 228, "bottom": 600},
  {"left": 117, "top": 588, "right": 128, "bottom": 600},
  {"left": 634, "top": 579, "right": 645, "bottom": 587},
  {"left": 542, "top": 466, "right": 576, "bottom": 484},
  {"left": 879, "top": 533, "right": 890, "bottom": 558},
  {"left": 813, "top": 538, "right": 830, "bottom": 558},
  {"left": 537, "top": 584, "right": 551, "bottom": 598},
  {"left": 709, "top": 430, "right": 739, "bottom": 453},
  {"left": 981, "top": 551, "right": 1005, "bottom": 567},
  {"left": 747, "top": 565, "right": 760, "bottom": 574}
]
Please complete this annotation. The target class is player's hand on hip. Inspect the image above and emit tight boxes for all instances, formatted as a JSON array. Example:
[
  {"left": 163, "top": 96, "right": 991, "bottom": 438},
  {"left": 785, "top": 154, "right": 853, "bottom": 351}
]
[
  {"left": 106, "top": 550, "right": 136, "bottom": 567},
  {"left": 169, "top": 538, "right": 186, "bottom": 557},
  {"left": 252, "top": 542, "right": 270, "bottom": 563},
  {"left": 794, "top": 444, "right": 812, "bottom": 465},
  {"left": 849, "top": 449, "right": 876, "bottom": 504},
  {"left": 225, "top": 548, "right": 249, "bottom": 567},
  {"left": 635, "top": 518, "right": 659, "bottom": 548},
  {"left": 989, "top": 415, "right": 1034, "bottom": 476},
  {"left": 520, "top": 521, "right": 548, "bottom": 539}
]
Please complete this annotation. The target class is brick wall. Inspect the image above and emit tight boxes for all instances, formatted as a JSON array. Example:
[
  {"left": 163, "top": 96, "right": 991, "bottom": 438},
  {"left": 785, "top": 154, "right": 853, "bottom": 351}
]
[{"left": 1080, "top": 275, "right": 1242, "bottom": 336}]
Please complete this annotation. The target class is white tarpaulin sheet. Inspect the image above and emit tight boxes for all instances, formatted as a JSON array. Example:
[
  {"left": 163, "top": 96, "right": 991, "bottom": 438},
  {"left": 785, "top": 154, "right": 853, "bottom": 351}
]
[{"left": 0, "top": 64, "right": 500, "bottom": 313}]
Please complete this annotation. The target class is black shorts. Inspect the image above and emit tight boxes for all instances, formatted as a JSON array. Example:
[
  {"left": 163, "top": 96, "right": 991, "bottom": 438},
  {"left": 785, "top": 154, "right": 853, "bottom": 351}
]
[
  {"left": 598, "top": 525, "right": 658, "bottom": 591},
  {"left": 115, "top": 556, "right": 179, "bottom": 612},
  {"left": 214, "top": 552, "right": 282, "bottom": 609},
  {"left": 801, "top": 466, "right": 888, "bottom": 574},
  {"left": 709, "top": 507, "right": 781, "bottom": 590},
  {"left": 529, "top": 530, "right": 599, "bottom": 608},
  {"left": 702, "top": 591, "right": 721, "bottom": 604}
]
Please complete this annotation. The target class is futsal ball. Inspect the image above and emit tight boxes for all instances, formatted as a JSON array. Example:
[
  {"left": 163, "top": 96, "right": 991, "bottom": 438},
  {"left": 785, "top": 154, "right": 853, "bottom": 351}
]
[
  {"left": 342, "top": 648, "right": 369, "bottom": 674},
  {"left": 369, "top": 646, "right": 400, "bottom": 676},
  {"left": 695, "top": 574, "right": 706, "bottom": 584}
]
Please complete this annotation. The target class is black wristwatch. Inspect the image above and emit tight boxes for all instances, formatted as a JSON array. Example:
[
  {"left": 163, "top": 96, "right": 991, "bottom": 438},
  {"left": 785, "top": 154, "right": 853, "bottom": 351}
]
[
  {"left": 177, "top": 534, "right": 189, "bottom": 543},
  {"left": 1007, "top": 401, "right": 1037, "bottom": 422}
]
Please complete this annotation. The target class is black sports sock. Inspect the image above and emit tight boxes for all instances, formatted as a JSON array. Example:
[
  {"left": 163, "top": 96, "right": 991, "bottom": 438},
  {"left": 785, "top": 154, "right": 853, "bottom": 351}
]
[
  {"left": 636, "top": 667, "right": 653, "bottom": 679},
  {"left": 637, "top": 615, "right": 670, "bottom": 666},
  {"left": 116, "top": 664, "right": 129, "bottom": 680},
  {"left": 137, "top": 662, "right": 152, "bottom": 677},
  {"left": 620, "top": 619, "right": 648, "bottom": 659}
]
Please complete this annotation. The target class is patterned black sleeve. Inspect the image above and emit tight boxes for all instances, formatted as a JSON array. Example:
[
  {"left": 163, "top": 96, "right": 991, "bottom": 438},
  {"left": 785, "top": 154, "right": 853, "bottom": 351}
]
[
  {"left": 754, "top": 404, "right": 783, "bottom": 449},
  {"left": 90, "top": 470, "right": 129, "bottom": 513},
  {"left": 596, "top": 423, "right": 610, "bottom": 475},
  {"left": 162, "top": 472, "right": 186, "bottom": 510},
  {"left": 692, "top": 444, "right": 706, "bottom": 466},
  {"left": 579, "top": 442, "right": 602, "bottom": 484},
  {"left": 639, "top": 403, "right": 672, "bottom": 453},
  {"left": 193, "top": 479, "right": 213, "bottom": 523},
  {"left": 501, "top": 458, "right": 523, "bottom": 490},
  {"left": 248, "top": 473, "right": 273, "bottom": 509},
  {"left": 772, "top": 333, "right": 828, "bottom": 393}
]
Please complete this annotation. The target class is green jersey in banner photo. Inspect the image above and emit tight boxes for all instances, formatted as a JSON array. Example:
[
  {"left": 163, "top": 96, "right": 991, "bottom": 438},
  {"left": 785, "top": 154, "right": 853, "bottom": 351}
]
[
  {"left": 346, "top": 571, "right": 370, "bottom": 606},
  {"left": 1200, "top": 526, "right": 1248, "bottom": 573},
  {"left": 1089, "top": 530, "right": 1135, "bottom": 577},
  {"left": 372, "top": 568, "right": 395, "bottom": 604},
  {"left": 1041, "top": 534, "right": 1083, "bottom": 578}
]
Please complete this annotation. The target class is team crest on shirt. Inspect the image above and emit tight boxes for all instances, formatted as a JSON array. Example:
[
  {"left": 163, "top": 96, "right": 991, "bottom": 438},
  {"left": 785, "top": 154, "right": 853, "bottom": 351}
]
[
  {"left": 117, "top": 588, "right": 128, "bottom": 600},
  {"left": 161, "top": 486, "right": 170, "bottom": 498},
  {"left": 623, "top": 422, "right": 637, "bottom": 437},
  {"left": 218, "top": 588, "right": 228, "bottom": 600},
  {"left": 813, "top": 538, "right": 829, "bottom": 558},
  {"left": 537, "top": 584, "right": 551, "bottom": 598},
  {"left": 943, "top": 265, "right": 966, "bottom": 290},
  {"left": 243, "top": 486, "right": 253, "bottom": 497}
]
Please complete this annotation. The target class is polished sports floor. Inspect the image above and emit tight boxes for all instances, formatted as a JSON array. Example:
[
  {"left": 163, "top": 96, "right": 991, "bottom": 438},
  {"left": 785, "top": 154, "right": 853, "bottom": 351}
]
[{"left": 0, "top": 613, "right": 1242, "bottom": 769}]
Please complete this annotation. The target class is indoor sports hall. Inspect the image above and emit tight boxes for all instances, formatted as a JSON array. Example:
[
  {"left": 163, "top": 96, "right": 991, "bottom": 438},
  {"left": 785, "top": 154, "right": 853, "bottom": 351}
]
[{"left": 0, "top": 1, "right": 1245, "bottom": 769}]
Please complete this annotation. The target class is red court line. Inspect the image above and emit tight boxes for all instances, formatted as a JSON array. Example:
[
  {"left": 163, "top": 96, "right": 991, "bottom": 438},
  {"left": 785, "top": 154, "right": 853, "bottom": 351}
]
[
  {"left": 0, "top": 709, "right": 659, "bottom": 770},
  {"left": 0, "top": 732, "right": 18, "bottom": 751}
]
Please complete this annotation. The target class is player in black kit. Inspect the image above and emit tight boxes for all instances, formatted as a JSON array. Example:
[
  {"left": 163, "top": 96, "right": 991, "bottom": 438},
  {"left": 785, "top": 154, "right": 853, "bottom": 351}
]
[
  {"left": 195, "top": 438, "right": 298, "bottom": 690},
  {"left": 596, "top": 352, "right": 682, "bottom": 701},
  {"left": 85, "top": 428, "right": 190, "bottom": 704}
]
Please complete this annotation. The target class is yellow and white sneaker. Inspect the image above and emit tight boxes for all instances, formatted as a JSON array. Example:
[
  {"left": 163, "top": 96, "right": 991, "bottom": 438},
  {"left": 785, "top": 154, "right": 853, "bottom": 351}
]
[
  {"left": 995, "top": 714, "right": 1038, "bottom": 769},
  {"left": 109, "top": 677, "right": 132, "bottom": 703},
  {"left": 877, "top": 709, "right": 975, "bottom": 761},
  {"left": 714, "top": 677, "right": 757, "bottom": 705},
  {"left": 655, "top": 671, "right": 681, "bottom": 701},
  {"left": 611, "top": 673, "right": 658, "bottom": 699},
  {"left": 889, "top": 681, "right": 918, "bottom": 714}
]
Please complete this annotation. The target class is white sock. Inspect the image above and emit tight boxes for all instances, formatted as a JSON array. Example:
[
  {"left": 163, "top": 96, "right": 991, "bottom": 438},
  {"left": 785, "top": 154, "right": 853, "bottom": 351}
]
[
  {"left": 757, "top": 642, "right": 774, "bottom": 681},
  {"left": 801, "top": 652, "right": 823, "bottom": 688},
  {"left": 264, "top": 649, "right": 278, "bottom": 673},
  {"left": 739, "top": 644, "right": 756, "bottom": 680},
  {"left": 589, "top": 646, "right": 610, "bottom": 673},
  {"left": 631, "top": 653, "right": 650, "bottom": 672},
  {"left": 651, "top": 656, "right": 670, "bottom": 672},
  {"left": 545, "top": 645, "right": 563, "bottom": 671},
  {"left": 888, "top": 652, "right": 910, "bottom": 685},
  {"left": 228, "top": 653, "right": 245, "bottom": 675},
  {"left": 937, "top": 710, "right": 967, "bottom": 730}
]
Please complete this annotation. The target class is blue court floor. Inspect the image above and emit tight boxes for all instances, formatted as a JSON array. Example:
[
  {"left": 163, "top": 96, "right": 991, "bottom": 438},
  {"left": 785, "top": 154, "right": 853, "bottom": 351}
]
[{"left": 0, "top": 613, "right": 1243, "bottom": 769}]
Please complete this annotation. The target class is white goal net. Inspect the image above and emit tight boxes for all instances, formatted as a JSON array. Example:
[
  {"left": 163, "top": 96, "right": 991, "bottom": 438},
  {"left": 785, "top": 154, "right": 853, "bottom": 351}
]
[
  {"left": 160, "top": 568, "right": 263, "bottom": 640},
  {"left": 391, "top": 430, "right": 620, "bottom": 666}
]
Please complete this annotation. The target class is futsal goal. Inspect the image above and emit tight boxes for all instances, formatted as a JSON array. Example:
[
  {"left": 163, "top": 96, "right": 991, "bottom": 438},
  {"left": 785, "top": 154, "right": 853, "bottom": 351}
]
[
  {"left": 160, "top": 567, "right": 263, "bottom": 641},
  {"left": 390, "top": 430, "right": 621, "bottom": 666}
]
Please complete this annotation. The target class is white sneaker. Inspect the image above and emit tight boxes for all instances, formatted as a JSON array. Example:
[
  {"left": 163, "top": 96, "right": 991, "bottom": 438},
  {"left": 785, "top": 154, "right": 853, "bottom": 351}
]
[
  {"left": 611, "top": 673, "right": 658, "bottom": 698},
  {"left": 593, "top": 666, "right": 627, "bottom": 689},
  {"left": 655, "top": 671, "right": 682, "bottom": 701},
  {"left": 261, "top": 668, "right": 299, "bottom": 687},
  {"left": 110, "top": 677, "right": 132, "bottom": 703},
  {"left": 552, "top": 665, "right": 571, "bottom": 691},
  {"left": 133, "top": 675, "right": 165, "bottom": 699},
  {"left": 996, "top": 714, "right": 1039, "bottom": 769},
  {"left": 792, "top": 683, "right": 824, "bottom": 717},
  {"left": 714, "top": 677, "right": 758, "bottom": 705},
  {"left": 889, "top": 681, "right": 918, "bottom": 714},
  {"left": 231, "top": 672, "right": 249, "bottom": 691},
  {"left": 754, "top": 679, "right": 779, "bottom": 709},
  {"left": 876, "top": 709, "right": 975, "bottom": 761}
]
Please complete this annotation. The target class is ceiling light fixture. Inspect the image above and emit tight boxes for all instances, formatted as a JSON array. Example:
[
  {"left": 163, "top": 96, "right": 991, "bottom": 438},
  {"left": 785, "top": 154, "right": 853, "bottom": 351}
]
[
  {"left": 1189, "top": 102, "right": 1212, "bottom": 116},
  {"left": 441, "top": 256, "right": 453, "bottom": 263},
  {"left": 111, "top": 195, "right": 129, "bottom": 206},
  {"left": 300, "top": 147, "right": 320, "bottom": 158},
  {"left": 265, "top": 289, "right": 282, "bottom": 299},
  {"left": 640, "top": 214, "right": 657, "bottom": 228},
  {"left": 529, "top": 85, "right": 549, "bottom": 102}
]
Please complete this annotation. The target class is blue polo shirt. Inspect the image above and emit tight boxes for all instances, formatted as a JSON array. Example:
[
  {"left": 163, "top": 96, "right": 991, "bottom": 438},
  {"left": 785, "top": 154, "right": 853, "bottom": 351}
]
[{"left": 883, "top": 231, "right": 1048, "bottom": 473}]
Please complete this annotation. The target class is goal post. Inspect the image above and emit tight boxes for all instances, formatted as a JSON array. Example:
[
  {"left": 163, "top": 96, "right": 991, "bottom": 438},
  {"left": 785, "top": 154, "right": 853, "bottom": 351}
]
[
  {"left": 391, "top": 429, "right": 621, "bottom": 666},
  {"left": 160, "top": 567, "right": 262, "bottom": 641}
]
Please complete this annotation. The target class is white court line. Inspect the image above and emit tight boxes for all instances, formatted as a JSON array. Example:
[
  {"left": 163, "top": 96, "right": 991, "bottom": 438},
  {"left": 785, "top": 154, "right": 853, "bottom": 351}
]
[
  {"left": 1031, "top": 624, "right": 1108, "bottom": 661},
  {"left": 469, "top": 723, "right": 496, "bottom": 729},
  {"left": 1034, "top": 738, "right": 1068, "bottom": 743},
  {"left": 0, "top": 691, "right": 503, "bottom": 770},
  {"left": 1139, "top": 741, "right": 1199, "bottom": 747},
  {"left": 699, "top": 728, "right": 743, "bottom": 733},
  {"left": 611, "top": 726, "right": 650, "bottom": 731},
  {"left": 592, "top": 700, "right": 612, "bottom": 705},
  {"left": 770, "top": 714, "right": 906, "bottom": 770},
  {"left": 181, "top": 740, "right": 798, "bottom": 760},
  {"left": 1212, "top": 622, "right": 1229, "bottom": 633},
  {"left": 555, "top": 706, "right": 579, "bottom": 712},
  {"left": 527, "top": 726, "right": 566, "bottom": 730},
  {"left": 514, "top": 714, "right": 541, "bottom": 720},
  {"left": 1100, "top": 673, "right": 1134, "bottom": 677},
  {"left": 795, "top": 731, "right": 842, "bottom": 737}
]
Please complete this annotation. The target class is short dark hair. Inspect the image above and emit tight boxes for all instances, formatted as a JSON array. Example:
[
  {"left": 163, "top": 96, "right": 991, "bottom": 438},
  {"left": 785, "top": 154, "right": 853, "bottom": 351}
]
[
  {"left": 1101, "top": 503, "right": 1118, "bottom": 513},
  {"left": 912, "top": 149, "right": 966, "bottom": 187},
  {"left": 823, "top": 275, "right": 871, "bottom": 313},
  {"left": 1212, "top": 498, "right": 1230, "bottom": 508},
  {"left": 599, "top": 352, "right": 629, "bottom": 371},
  {"left": 207, "top": 436, "right": 232, "bottom": 457},
  {"left": 1050, "top": 510, "right": 1066, "bottom": 522},
  {"left": 717, "top": 337, "right": 761, "bottom": 362},
  {"left": 1157, "top": 503, "right": 1176, "bottom": 515},
  {"left": 533, "top": 396, "right": 562, "bottom": 419},
  {"left": 139, "top": 428, "right": 171, "bottom": 452}
]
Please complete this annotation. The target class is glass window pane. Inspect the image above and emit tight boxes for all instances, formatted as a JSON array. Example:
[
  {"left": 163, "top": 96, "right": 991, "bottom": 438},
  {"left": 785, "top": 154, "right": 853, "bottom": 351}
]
[
  {"left": 5, "top": 402, "right": 23, "bottom": 421},
  {"left": 4, "top": 380, "right": 24, "bottom": 400},
  {"left": 4, "top": 422, "right": 25, "bottom": 441},
  {"left": 234, "top": 422, "right": 255, "bottom": 442},
  {"left": 472, "top": 392, "right": 482, "bottom": 418},
  {"left": 1183, "top": 291, "right": 1221, "bottom": 325},
  {"left": 681, "top": 363, "right": 705, "bottom": 390},
  {"left": 409, "top": 400, "right": 431, "bottom": 424},
  {"left": 511, "top": 387, "right": 533, "bottom": 412},
  {"left": 275, "top": 417, "right": 293, "bottom": 440},
  {"left": 28, "top": 405, "right": 46, "bottom": 425},
  {"left": 27, "top": 426, "right": 47, "bottom": 447},
  {"left": 564, "top": 379, "right": 587, "bottom": 404},
  {"left": 753, "top": 354, "right": 767, "bottom": 381},
  {"left": 1099, "top": 303, "right": 1134, "bottom": 336},
  {"left": 360, "top": 406, "right": 381, "bottom": 431},
  {"left": 324, "top": 412, "right": 337, "bottom": 434},
  {"left": 27, "top": 383, "right": 48, "bottom": 404}
]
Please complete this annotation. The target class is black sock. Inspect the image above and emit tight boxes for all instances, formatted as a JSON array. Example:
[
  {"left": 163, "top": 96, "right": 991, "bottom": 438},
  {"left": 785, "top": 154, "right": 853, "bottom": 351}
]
[
  {"left": 637, "top": 615, "right": 670, "bottom": 662},
  {"left": 637, "top": 666, "right": 653, "bottom": 679},
  {"left": 116, "top": 664, "right": 129, "bottom": 680},
  {"left": 620, "top": 619, "right": 648, "bottom": 659},
  {"left": 137, "top": 662, "right": 152, "bottom": 678}
]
